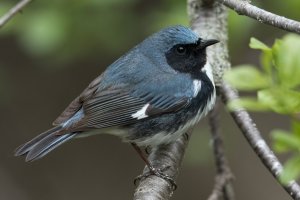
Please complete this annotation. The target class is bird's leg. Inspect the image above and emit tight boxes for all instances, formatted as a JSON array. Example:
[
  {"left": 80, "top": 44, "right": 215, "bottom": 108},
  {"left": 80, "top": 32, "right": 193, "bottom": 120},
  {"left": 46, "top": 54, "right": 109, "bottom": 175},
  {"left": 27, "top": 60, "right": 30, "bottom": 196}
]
[{"left": 131, "top": 143, "right": 177, "bottom": 190}]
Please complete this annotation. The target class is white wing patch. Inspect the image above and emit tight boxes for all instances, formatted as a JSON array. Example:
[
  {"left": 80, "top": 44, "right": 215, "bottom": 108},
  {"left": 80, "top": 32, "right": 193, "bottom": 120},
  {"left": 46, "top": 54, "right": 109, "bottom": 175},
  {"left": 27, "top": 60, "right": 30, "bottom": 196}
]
[
  {"left": 193, "top": 80, "right": 202, "bottom": 97},
  {"left": 131, "top": 104, "right": 150, "bottom": 119},
  {"left": 133, "top": 90, "right": 216, "bottom": 146}
]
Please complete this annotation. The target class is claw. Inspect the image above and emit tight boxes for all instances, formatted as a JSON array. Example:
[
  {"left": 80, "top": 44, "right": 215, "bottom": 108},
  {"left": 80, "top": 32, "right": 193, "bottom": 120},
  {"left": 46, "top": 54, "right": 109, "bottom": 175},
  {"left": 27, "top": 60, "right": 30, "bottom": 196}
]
[
  {"left": 134, "top": 166, "right": 177, "bottom": 190},
  {"left": 131, "top": 143, "right": 177, "bottom": 190}
]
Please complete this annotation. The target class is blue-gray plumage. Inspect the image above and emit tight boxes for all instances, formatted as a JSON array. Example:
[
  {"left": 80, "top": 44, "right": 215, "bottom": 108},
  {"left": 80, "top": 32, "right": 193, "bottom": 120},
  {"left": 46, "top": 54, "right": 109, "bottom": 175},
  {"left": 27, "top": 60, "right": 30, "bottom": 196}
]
[{"left": 15, "top": 25, "right": 219, "bottom": 171}]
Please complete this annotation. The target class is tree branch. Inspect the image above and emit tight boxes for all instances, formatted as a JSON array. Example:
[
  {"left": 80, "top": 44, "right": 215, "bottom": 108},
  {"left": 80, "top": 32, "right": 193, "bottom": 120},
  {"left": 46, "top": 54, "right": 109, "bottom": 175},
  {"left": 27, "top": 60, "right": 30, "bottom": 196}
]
[
  {"left": 188, "top": 1, "right": 236, "bottom": 199},
  {"left": 0, "top": 0, "right": 33, "bottom": 29},
  {"left": 218, "top": 0, "right": 300, "bottom": 34},
  {"left": 133, "top": 1, "right": 231, "bottom": 199},
  {"left": 207, "top": 98, "right": 235, "bottom": 200},
  {"left": 133, "top": 132, "right": 191, "bottom": 200},
  {"left": 220, "top": 82, "right": 300, "bottom": 200},
  {"left": 134, "top": 0, "right": 300, "bottom": 199}
]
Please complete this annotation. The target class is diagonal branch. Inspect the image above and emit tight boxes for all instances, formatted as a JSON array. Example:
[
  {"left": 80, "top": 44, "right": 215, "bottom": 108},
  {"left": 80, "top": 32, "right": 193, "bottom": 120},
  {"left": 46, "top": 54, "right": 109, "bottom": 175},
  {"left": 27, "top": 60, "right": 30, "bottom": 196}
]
[
  {"left": 0, "top": 0, "right": 33, "bottom": 29},
  {"left": 220, "top": 82, "right": 300, "bottom": 200},
  {"left": 218, "top": 0, "right": 300, "bottom": 34},
  {"left": 207, "top": 98, "right": 235, "bottom": 200}
]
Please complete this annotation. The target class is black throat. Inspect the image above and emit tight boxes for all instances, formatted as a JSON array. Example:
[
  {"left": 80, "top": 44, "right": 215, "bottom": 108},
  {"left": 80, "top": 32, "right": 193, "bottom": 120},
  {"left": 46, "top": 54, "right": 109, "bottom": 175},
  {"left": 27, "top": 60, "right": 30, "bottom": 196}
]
[
  {"left": 164, "top": 42, "right": 214, "bottom": 102},
  {"left": 165, "top": 44, "right": 207, "bottom": 75}
]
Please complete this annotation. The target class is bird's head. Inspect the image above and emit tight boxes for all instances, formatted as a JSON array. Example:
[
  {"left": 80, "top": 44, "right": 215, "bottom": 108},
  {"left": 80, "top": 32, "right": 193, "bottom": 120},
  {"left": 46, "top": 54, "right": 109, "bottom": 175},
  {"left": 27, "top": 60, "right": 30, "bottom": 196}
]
[{"left": 142, "top": 25, "right": 219, "bottom": 75}]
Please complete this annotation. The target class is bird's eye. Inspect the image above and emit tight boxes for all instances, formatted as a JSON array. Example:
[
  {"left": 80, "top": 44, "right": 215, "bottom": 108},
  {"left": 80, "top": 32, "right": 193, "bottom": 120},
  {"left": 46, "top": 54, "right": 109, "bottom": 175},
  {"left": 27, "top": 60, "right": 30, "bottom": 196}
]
[{"left": 176, "top": 46, "right": 187, "bottom": 55}]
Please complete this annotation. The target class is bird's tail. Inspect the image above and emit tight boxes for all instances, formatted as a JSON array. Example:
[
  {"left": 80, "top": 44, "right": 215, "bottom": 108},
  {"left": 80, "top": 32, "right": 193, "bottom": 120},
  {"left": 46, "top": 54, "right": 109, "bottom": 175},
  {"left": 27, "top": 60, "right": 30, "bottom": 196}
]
[{"left": 15, "top": 126, "right": 77, "bottom": 162}]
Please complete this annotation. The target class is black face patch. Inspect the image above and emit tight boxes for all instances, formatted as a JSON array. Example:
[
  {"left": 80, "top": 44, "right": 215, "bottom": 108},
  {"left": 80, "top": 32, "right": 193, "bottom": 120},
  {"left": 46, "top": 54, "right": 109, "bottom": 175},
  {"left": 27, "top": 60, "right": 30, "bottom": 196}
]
[{"left": 165, "top": 39, "right": 207, "bottom": 74}]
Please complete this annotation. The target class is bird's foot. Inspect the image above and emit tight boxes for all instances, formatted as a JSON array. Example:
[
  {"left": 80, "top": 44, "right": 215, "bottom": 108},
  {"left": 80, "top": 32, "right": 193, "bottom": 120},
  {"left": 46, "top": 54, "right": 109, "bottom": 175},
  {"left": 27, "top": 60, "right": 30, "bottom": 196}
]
[{"left": 134, "top": 165, "right": 177, "bottom": 190}]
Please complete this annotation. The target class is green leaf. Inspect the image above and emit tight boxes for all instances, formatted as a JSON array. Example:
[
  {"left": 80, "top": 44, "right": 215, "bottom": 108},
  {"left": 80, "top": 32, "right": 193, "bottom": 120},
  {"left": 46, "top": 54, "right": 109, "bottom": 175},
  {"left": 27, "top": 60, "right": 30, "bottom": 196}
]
[
  {"left": 249, "top": 38, "right": 273, "bottom": 76},
  {"left": 272, "top": 34, "right": 300, "bottom": 88},
  {"left": 250, "top": 37, "right": 271, "bottom": 51},
  {"left": 271, "top": 130, "right": 300, "bottom": 153},
  {"left": 260, "top": 50, "right": 273, "bottom": 75},
  {"left": 227, "top": 98, "right": 269, "bottom": 112},
  {"left": 258, "top": 88, "right": 300, "bottom": 114},
  {"left": 224, "top": 65, "right": 270, "bottom": 91},
  {"left": 280, "top": 156, "right": 300, "bottom": 185}
]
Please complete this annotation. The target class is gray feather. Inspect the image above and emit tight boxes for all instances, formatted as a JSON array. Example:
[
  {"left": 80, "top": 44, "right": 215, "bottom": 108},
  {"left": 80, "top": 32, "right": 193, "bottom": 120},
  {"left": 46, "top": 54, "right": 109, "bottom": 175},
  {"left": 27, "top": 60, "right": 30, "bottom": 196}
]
[
  {"left": 25, "top": 133, "right": 76, "bottom": 162},
  {"left": 15, "top": 126, "right": 76, "bottom": 162},
  {"left": 15, "top": 126, "right": 62, "bottom": 156}
]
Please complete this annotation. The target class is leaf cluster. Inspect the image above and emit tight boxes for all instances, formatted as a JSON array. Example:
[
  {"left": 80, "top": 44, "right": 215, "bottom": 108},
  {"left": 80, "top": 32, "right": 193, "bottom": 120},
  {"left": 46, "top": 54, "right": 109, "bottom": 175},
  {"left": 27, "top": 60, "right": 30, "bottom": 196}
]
[{"left": 224, "top": 34, "right": 300, "bottom": 184}]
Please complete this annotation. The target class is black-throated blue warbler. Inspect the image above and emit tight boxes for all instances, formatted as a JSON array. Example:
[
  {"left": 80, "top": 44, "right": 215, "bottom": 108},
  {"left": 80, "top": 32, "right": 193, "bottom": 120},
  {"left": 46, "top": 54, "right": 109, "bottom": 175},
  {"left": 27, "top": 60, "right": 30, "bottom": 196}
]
[{"left": 15, "top": 25, "right": 218, "bottom": 187}]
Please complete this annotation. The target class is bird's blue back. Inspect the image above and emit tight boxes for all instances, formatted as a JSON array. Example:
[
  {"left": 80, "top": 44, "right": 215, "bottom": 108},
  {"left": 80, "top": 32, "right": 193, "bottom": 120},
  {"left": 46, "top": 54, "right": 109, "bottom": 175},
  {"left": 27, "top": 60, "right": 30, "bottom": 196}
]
[{"left": 99, "top": 25, "right": 200, "bottom": 99}]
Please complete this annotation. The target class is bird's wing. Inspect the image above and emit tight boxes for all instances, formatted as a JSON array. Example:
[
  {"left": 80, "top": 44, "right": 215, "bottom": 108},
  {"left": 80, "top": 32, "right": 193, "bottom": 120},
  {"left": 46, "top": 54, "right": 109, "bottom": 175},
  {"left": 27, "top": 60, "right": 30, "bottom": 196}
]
[
  {"left": 79, "top": 86, "right": 190, "bottom": 129},
  {"left": 52, "top": 74, "right": 103, "bottom": 125},
  {"left": 53, "top": 52, "right": 196, "bottom": 129}
]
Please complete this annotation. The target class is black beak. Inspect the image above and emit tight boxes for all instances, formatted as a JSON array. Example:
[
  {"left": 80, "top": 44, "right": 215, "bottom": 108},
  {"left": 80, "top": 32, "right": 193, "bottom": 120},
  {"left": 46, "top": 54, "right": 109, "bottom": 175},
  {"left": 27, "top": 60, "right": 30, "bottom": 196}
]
[{"left": 199, "top": 39, "right": 219, "bottom": 49}]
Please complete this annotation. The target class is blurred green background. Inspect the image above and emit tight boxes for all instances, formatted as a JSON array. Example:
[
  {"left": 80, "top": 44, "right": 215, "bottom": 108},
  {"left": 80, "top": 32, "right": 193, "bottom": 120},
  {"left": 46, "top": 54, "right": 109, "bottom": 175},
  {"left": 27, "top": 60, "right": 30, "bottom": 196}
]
[{"left": 0, "top": 0, "right": 300, "bottom": 199}]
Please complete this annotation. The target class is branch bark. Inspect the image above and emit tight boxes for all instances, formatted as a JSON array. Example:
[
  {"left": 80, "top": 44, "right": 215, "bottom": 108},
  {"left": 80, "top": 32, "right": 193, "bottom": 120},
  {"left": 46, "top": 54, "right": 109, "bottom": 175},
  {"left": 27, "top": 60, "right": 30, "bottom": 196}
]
[
  {"left": 133, "top": 132, "right": 191, "bottom": 200},
  {"left": 133, "top": 0, "right": 300, "bottom": 198},
  {"left": 187, "top": 0, "right": 231, "bottom": 86},
  {"left": 220, "top": 82, "right": 300, "bottom": 199},
  {"left": 133, "top": 1, "right": 231, "bottom": 199},
  {"left": 0, "top": 0, "right": 33, "bottom": 29},
  {"left": 188, "top": 0, "right": 236, "bottom": 199},
  {"left": 188, "top": 1, "right": 236, "bottom": 199},
  {"left": 188, "top": 1, "right": 300, "bottom": 199},
  {"left": 207, "top": 98, "right": 235, "bottom": 200},
  {"left": 218, "top": 0, "right": 300, "bottom": 34}
]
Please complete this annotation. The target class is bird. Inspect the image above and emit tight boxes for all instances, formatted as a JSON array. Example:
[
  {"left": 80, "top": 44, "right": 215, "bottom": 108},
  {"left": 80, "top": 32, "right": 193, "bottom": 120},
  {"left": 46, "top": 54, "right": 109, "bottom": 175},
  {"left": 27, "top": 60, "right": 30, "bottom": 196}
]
[{"left": 15, "top": 25, "right": 218, "bottom": 187}]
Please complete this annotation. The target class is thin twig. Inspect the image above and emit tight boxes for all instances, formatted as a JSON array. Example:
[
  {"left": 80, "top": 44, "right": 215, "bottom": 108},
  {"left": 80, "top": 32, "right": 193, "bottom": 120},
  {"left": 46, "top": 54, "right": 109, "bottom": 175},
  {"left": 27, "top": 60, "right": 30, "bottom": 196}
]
[
  {"left": 207, "top": 98, "right": 235, "bottom": 200},
  {"left": 133, "top": 132, "right": 191, "bottom": 200},
  {"left": 218, "top": 0, "right": 300, "bottom": 34},
  {"left": 0, "top": 0, "right": 33, "bottom": 29},
  {"left": 220, "top": 82, "right": 300, "bottom": 200}
]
